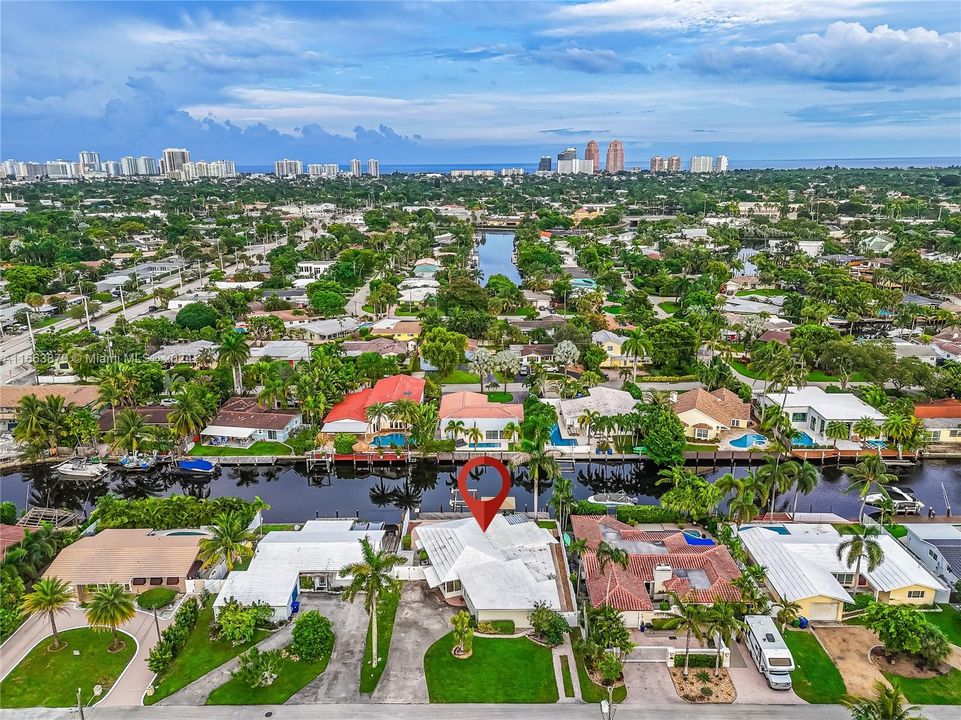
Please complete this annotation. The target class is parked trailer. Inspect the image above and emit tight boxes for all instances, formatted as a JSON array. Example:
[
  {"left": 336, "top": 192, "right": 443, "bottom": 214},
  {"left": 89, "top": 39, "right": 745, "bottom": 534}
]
[{"left": 744, "top": 615, "right": 795, "bottom": 690}]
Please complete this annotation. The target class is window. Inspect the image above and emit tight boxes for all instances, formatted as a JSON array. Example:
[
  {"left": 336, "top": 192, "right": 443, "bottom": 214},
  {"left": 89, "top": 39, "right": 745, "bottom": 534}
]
[
  {"left": 950, "top": 429, "right": 961, "bottom": 438},
  {"left": 809, "top": 418, "right": 817, "bottom": 430},
  {"left": 443, "top": 579, "right": 462, "bottom": 594},
  {"left": 792, "top": 412, "right": 807, "bottom": 422},
  {"left": 927, "top": 431, "right": 941, "bottom": 441},
  {"left": 695, "top": 428, "right": 710, "bottom": 440},
  {"left": 731, "top": 419, "right": 743, "bottom": 428},
  {"left": 485, "top": 430, "right": 499, "bottom": 440},
  {"left": 267, "top": 430, "right": 278, "bottom": 440},
  {"left": 832, "top": 572, "right": 854, "bottom": 586},
  {"left": 907, "top": 590, "right": 925, "bottom": 599}
]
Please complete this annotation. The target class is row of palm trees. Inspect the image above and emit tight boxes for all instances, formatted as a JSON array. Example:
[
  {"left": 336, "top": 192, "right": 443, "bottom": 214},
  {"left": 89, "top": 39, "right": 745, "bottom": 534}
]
[{"left": 22, "top": 577, "right": 135, "bottom": 652}]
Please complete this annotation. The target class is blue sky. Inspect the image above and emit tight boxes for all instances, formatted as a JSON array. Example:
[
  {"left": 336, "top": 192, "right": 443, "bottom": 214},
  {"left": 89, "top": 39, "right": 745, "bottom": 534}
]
[{"left": 2, "top": 1, "right": 959, "bottom": 165}]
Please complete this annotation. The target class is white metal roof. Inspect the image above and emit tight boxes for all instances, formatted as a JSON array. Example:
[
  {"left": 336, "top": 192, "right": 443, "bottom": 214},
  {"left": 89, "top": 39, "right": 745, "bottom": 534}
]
[
  {"left": 763, "top": 386, "right": 886, "bottom": 421},
  {"left": 215, "top": 567, "right": 299, "bottom": 608},
  {"left": 559, "top": 387, "right": 636, "bottom": 419},
  {"left": 201, "top": 425, "right": 255, "bottom": 438}
]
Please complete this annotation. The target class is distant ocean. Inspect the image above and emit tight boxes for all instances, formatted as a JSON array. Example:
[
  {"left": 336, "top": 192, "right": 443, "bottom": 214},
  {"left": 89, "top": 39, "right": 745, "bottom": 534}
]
[{"left": 238, "top": 157, "right": 959, "bottom": 175}]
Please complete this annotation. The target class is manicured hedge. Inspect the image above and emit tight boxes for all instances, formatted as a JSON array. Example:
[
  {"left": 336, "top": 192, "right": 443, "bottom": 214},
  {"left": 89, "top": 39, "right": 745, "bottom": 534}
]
[
  {"left": 137, "top": 588, "right": 176, "bottom": 610},
  {"left": 615, "top": 505, "right": 681, "bottom": 524},
  {"left": 147, "top": 597, "right": 200, "bottom": 674},
  {"left": 570, "top": 501, "right": 608, "bottom": 516},
  {"left": 94, "top": 495, "right": 267, "bottom": 531},
  {"left": 673, "top": 653, "right": 716, "bottom": 668}
]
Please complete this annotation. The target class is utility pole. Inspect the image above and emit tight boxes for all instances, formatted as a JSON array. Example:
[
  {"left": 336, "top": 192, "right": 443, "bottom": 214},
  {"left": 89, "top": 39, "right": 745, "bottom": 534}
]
[
  {"left": 76, "top": 688, "right": 85, "bottom": 720},
  {"left": 153, "top": 606, "right": 161, "bottom": 639}
]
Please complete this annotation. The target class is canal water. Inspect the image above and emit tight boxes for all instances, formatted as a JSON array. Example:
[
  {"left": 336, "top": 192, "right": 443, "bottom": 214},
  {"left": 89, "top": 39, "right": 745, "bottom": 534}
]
[
  {"left": 2, "top": 459, "right": 958, "bottom": 525},
  {"left": 477, "top": 231, "right": 520, "bottom": 285}
]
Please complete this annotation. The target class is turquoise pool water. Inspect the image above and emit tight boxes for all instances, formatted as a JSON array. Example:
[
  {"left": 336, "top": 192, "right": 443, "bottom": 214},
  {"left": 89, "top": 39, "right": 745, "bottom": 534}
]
[
  {"left": 371, "top": 433, "right": 407, "bottom": 447},
  {"left": 414, "top": 264, "right": 438, "bottom": 274},
  {"left": 792, "top": 431, "right": 815, "bottom": 447},
  {"left": 730, "top": 433, "right": 768, "bottom": 449},
  {"left": 468, "top": 442, "right": 500, "bottom": 448},
  {"left": 550, "top": 424, "right": 577, "bottom": 447},
  {"left": 745, "top": 525, "right": 791, "bottom": 535},
  {"left": 866, "top": 439, "right": 887, "bottom": 449}
]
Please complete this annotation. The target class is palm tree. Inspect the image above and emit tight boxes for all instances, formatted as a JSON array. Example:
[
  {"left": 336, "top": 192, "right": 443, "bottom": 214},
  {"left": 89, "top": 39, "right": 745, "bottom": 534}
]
[
  {"left": 881, "top": 413, "right": 926, "bottom": 460},
  {"left": 510, "top": 443, "right": 561, "bottom": 518},
  {"left": 197, "top": 511, "right": 256, "bottom": 571},
  {"left": 727, "top": 487, "right": 761, "bottom": 530},
  {"left": 826, "top": 420, "right": 850, "bottom": 449},
  {"left": 704, "top": 602, "right": 745, "bottom": 676},
  {"left": 389, "top": 399, "right": 419, "bottom": 427},
  {"left": 621, "top": 330, "right": 650, "bottom": 378},
  {"left": 596, "top": 541, "right": 629, "bottom": 604},
  {"left": 218, "top": 331, "right": 251, "bottom": 396},
  {"left": 843, "top": 680, "right": 925, "bottom": 720},
  {"left": 670, "top": 593, "right": 707, "bottom": 678},
  {"left": 836, "top": 525, "right": 884, "bottom": 594},
  {"left": 549, "top": 476, "right": 574, "bottom": 531},
  {"left": 444, "top": 419, "right": 465, "bottom": 441},
  {"left": 169, "top": 385, "right": 215, "bottom": 451},
  {"left": 464, "top": 425, "right": 484, "bottom": 448},
  {"left": 85, "top": 584, "right": 136, "bottom": 652},
  {"left": 775, "top": 600, "right": 802, "bottom": 633},
  {"left": 791, "top": 461, "right": 819, "bottom": 518},
  {"left": 842, "top": 455, "right": 897, "bottom": 521},
  {"left": 107, "top": 408, "right": 149, "bottom": 454},
  {"left": 568, "top": 538, "right": 589, "bottom": 597},
  {"left": 20, "top": 577, "right": 74, "bottom": 650},
  {"left": 854, "top": 417, "right": 880, "bottom": 445},
  {"left": 339, "top": 537, "right": 406, "bottom": 668},
  {"left": 258, "top": 378, "right": 288, "bottom": 410},
  {"left": 365, "top": 402, "right": 392, "bottom": 434},
  {"left": 577, "top": 409, "right": 600, "bottom": 444},
  {"left": 757, "top": 457, "right": 799, "bottom": 518},
  {"left": 12, "top": 394, "right": 47, "bottom": 450},
  {"left": 502, "top": 421, "right": 520, "bottom": 447}
]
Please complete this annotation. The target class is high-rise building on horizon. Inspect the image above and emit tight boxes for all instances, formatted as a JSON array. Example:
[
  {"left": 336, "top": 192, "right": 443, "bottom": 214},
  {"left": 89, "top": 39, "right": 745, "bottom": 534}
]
[
  {"left": 162, "top": 148, "right": 190, "bottom": 178},
  {"left": 715, "top": 155, "right": 729, "bottom": 174},
  {"left": 103, "top": 160, "right": 121, "bottom": 176},
  {"left": 690, "top": 155, "right": 714, "bottom": 173},
  {"left": 78, "top": 151, "right": 101, "bottom": 174},
  {"left": 537, "top": 155, "right": 552, "bottom": 172},
  {"left": 557, "top": 158, "right": 594, "bottom": 175},
  {"left": 137, "top": 156, "right": 159, "bottom": 176},
  {"left": 585, "top": 140, "right": 600, "bottom": 173},
  {"left": 274, "top": 158, "right": 303, "bottom": 177},
  {"left": 45, "top": 160, "right": 76, "bottom": 178},
  {"left": 606, "top": 140, "right": 624, "bottom": 173},
  {"left": 557, "top": 147, "right": 577, "bottom": 162},
  {"left": 650, "top": 156, "right": 667, "bottom": 173},
  {"left": 366, "top": 158, "right": 380, "bottom": 178},
  {"left": 667, "top": 155, "right": 681, "bottom": 173},
  {"left": 120, "top": 156, "right": 138, "bottom": 176},
  {"left": 349, "top": 158, "right": 362, "bottom": 177}
]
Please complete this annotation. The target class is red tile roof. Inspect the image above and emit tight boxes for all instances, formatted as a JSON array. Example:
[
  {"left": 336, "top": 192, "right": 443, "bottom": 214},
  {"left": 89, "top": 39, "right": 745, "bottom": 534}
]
[
  {"left": 323, "top": 389, "right": 372, "bottom": 423},
  {"left": 0, "top": 524, "right": 26, "bottom": 555},
  {"left": 323, "top": 375, "right": 425, "bottom": 424},
  {"left": 438, "top": 391, "right": 524, "bottom": 421},
  {"left": 914, "top": 398, "right": 961, "bottom": 419},
  {"left": 572, "top": 515, "right": 741, "bottom": 611}
]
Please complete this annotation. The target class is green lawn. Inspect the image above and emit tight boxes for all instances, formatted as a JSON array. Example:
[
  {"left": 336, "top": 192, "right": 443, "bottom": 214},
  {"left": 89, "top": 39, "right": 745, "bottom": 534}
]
[
  {"left": 424, "top": 633, "right": 559, "bottom": 703},
  {"left": 735, "top": 288, "right": 784, "bottom": 297},
  {"left": 883, "top": 668, "right": 961, "bottom": 705},
  {"left": 782, "top": 630, "right": 847, "bottom": 704},
  {"left": 727, "top": 359, "right": 766, "bottom": 379},
  {"left": 189, "top": 441, "right": 294, "bottom": 456},
  {"left": 259, "top": 523, "right": 296, "bottom": 534},
  {"left": 560, "top": 655, "right": 575, "bottom": 697},
  {"left": 658, "top": 301, "right": 681, "bottom": 314},
  {"left": 926, "top": 604, "right": 961, "bottom": 647},
  {"left": 605, "top": 305, "right": 623, "bottom": 315},
  {"left": 0, "top": 628, "right": 136, "bottom": 708},
  {"left": 486, "top": 391, "right": 513, "bottom": 403},
  {"left": 206, "top": 644, "right": 332, "bottom": 705},
  {"left": 429, "top": 370, "right": 481, "bottom": 385},
  {"left": 684, "top": 443, "right": 720, "bottom": 452},
  {"left": 146, "top": 601, "right": 271, "bottom": 704},
  {"left": 805, "top": 369, "right": 868, "bottom": 383},
  {"left": 570, "top": 629, "right": 627, "bottom": 703},
  {"left": 360, "top": 589, "right": 400, "bottom": 694}
]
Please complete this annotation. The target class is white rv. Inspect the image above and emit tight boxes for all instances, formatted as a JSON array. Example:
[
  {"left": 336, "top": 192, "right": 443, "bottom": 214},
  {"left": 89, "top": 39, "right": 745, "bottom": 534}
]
[{"left": 744, "top": 615, "right": 795, "bottom": 690}]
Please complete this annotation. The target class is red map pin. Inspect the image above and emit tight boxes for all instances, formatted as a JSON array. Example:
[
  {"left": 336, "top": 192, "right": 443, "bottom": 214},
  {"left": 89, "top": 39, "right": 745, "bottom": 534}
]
[{"left": 457, "top": 455, "right": 512, "bottom": 532}]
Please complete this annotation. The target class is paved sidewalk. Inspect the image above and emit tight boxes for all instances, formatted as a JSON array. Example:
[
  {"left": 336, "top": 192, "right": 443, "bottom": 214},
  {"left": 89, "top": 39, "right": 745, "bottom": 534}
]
[{"left": 552, "top": 637, "right": 581, "bottom": 703}]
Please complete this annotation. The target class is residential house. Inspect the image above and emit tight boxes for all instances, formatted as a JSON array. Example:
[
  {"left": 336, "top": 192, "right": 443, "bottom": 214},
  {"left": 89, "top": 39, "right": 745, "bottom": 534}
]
[
  {"left": 757, "top": 329, "right": 792, "bottom": 344},
  {"left": 147, "top": 340, "right": 217, "bottom": 366},
  {"left": 902, "top": 523, "right": 961, "bottom": 590},
  {"left": 42, "top": 528, "right": 213, "bottom": 601},
  {"left": 200, "top": 397, "right": 303, "bottom": 448},
  {"left": 411, "top": 514, "right": 575, "bottom": 628},
  {"left": 370, "top": 319, "right": 421, "bottom": 342},
  {"left": 297, "top": 261, "right": 334, "bottom": 279},
  {"left": 261, "top": 288, "right": 310, "bottom": 308},
  {"left": 0, "top": 385, "right": 99, "bottom": 432},
  {"left": 571, "top": 515, "right": 741, "bottom": 628},
  {"left": 673, "top": 388, "right": 750, "bottom": 441},
  {"left": 340, "top": 338, "right": 409, "bottom": 359},
  {"left": 214, "top": 520, "right": 385, "bottom": 623},
  {"left": 168, "top": 291, "right": 217, "bottom": 311},
  {"left": 0, "top": 525, "right": 25, "bottom": 558},
  {"left": 760, "top": 386, "right": 886, "bottom": 445},
  {"left": 862, "top": 234, "right": 895, "bottom": 254},
  {"left": 931, "top": 327, "right": 961, "bottom": 362},
  {"left": 557, "top": 387, "right": 637, "bottom": 434},
  {"left": 98, "top": 406, "right": 173, "bottom": 433},
  {"left": 438, "top": 392, "right": 524, "bottom": 448},
  {"left": 739, "top": 524, "right": 948, "bottom": 622},
  {"left": 509, "top": 344, "right": 555, "bottom": 369},
  {"left": 297, "top": 317, "right": 361, "bottom": 341},
  {"left": 722, "top": 275, "right": 764, "bottom": 295},
  {"left": 892, "top": 342, "right": 938, "bottom": 365},
  {"left": 321, "top": 374, "right": 426, "bottom": 435},
  {"left": 914, "top": 398, "right": 961, "bottom": 445},
  {"left": 592, "top": 330, "right": 630, "bottom": 368},
  {"left": 249, "top": 341, "right": 312, "bottom": 364}
]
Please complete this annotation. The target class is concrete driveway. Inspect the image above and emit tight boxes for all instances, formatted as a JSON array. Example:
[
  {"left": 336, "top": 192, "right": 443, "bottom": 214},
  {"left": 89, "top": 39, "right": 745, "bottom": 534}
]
[
  {"left": 289, "top": 593, "right": 370, "bottom": 704},
  {"left": 728, "top": 641, "right": 805, "bottom": 705},
  {"left": 622, "top": 662, "right": 682, "bottom": 705},
  {"left": 371, "top": 581, "right": 455, "bottom": 703}
]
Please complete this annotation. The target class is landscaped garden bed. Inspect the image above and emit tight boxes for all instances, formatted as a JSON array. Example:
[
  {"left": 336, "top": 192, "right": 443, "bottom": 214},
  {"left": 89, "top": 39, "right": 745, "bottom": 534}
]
[
  {"left": 0, "top": 628, "right": 136, "bottom": 708},
  {"left": 669, "top": 666, "right": 735, "bottom": 703}
]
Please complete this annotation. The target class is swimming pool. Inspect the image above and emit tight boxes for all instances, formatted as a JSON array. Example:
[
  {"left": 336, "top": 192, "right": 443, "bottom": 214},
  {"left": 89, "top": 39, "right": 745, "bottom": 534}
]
[
  {"left": 744, "top": 525, "right": 791, "bottom": 535},
  {"left": 371, "top": 433, "right": 408, "bottom": 448},
  {"left": 866, "top": 439, "right": 887, "bottom": 449},
  {"left": 467, "top": 442, "right": 500, "bottom": 449},
  {"left": 729, "top": 433, "right": 768, "bottom": 449},
  {"left": 414, "top": 264, "right": 438, "bottom": 274},
  {"left": 549, "top": 424, "right": 577, "bottom": 447},
  {"left": 792, "top": 431, "right": 815, "bottom": 447}
]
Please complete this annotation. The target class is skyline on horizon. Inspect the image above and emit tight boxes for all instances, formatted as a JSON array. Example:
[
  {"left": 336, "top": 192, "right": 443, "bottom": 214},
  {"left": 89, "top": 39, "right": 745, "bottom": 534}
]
[{"left": 2, "top": 1, "right": 960, "bottom": 164}]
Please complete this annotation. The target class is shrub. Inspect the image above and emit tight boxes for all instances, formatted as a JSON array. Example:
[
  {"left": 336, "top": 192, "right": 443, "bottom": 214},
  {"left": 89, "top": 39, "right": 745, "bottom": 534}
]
[
  {"left": 334, "top": 433, "right": 358, "bottom": 454},
  {"left": 93, "top": 494, "right": 266, "bottom": 531},
  {"left": 477, "top": 620, "right": 515, "bottom": 634},
  {"left": 570, "top": 500, "right": 607, "bottom": 516},
  {"left": 529, "top": 601, "right": 569, "bottom": 646},
  {"left": 147, "top": 596, "right": 200, "bottom": 674},
  {"left": 674, "top": 653, "right": 716, "bottom": 668},
  {"left": 401, "top": 534, "right": 411, "bottom": 550},
  {"left": 216, "top": 598, "right": 275, "bottom": 646},
  {"left": 598, "top": 651, "right": 623, "bottom": 686},
  {"left": 234, "top": 647, "right": 283, "bottom": 688},
  {"left": 137, "top": 588, "right": 176, "bottom": 610},
  {"left": 696, "top": 670, "right": 711, "bottom": 683},
  {"left": 616, "top": 505, "right": 681, "bottom": 524},
  {"left": 0, "top": 501, "right": 16, "bottom": 525},
  {"left": 291, "top": 610, "right": 335, "bottom": 662}
]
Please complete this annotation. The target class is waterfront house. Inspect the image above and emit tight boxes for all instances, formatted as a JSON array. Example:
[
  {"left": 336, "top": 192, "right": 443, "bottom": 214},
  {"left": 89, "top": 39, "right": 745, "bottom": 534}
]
[
  {"left": 759, "top": 386, "right": 885, "bottom": 446},
  {"left": 438, "top": 391, "right": 524, "bottom": 448},
  {"left": 214, "top": 520, "right": 385, "bottom": 623},
  {"left": 739, "top": 524, "right": 948, "bottom": 622},
  {"left": 673, "top": 388, "right": 750, "bottom": 442},
  {"left": 592, "top": 330, "right": 631, "bottom": 368},
  {"left": 914, "top": 398, "right": 961, "bottom": 445},
  {"left": 98, "top": 406, "right": 173, "bottom": 433},
  {"left": 321, "top": 374, "right": 426, "bottom": 435},
  {"left": 147, "top": 340, "right": 217, "bottom": 366},
  {"left": 42, "top": 528, "right": 212, "bottom": 601},
  {"left": 931, "top": 327, "right": 961, "bottom": 362},
  {"left": 571, "top": 515, "right": 741, "bottom": 628},
  {"left": 0, "top": 385, "right": 100, "bottom": 433},
  {"left": 297, "top": 317, "right": 361, "bottom": 341},
  {"left": 902, "top": 523, "right": 961, "bottom": 590},
  {"left": 411, "top": 514, "right": 575, "bottom": 628},
  {"left": 249, "top": 340, "right": 312, "bottom": 364},
  {"left": 557, "top": 387, "right": 637, "bottom": 435},
  {"left": 200, "top": 397, "right": 302, "bottom": 448},
  {"left": 340, "top": 337, "right": 409, "bottom": 359}
]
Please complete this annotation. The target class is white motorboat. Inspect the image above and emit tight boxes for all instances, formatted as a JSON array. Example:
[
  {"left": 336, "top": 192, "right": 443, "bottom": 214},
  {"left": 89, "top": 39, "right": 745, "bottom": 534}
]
[
  {"left": 865, "top": 485, "right": 924, "bottom": 515},
  {"left": 117, "top": 453, "right": 158, "bottom": 472},
  {"left": 587, "top": 492, "right": 636, "bottom": 507},
  {"left": 55, "top": 458, "right": 109, "bottom": 481}
]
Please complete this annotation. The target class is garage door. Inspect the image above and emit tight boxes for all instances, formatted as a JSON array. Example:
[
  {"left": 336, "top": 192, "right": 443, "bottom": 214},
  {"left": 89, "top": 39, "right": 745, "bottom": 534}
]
[{"left": 807, "top": 602, "right": 839, "bottom": 621}]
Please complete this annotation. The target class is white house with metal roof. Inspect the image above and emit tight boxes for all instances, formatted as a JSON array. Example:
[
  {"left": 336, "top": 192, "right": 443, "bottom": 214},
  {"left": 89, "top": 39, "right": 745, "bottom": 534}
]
[
  {"left": 739, "top": 524, "right": 948, "bottom": 623},
  {"left": 760, "top": 386, "right": 886, "bottom": 445},
  {"left": 214, "top": 520, "right": 385, "bottom": 622},
  {"left": 412, "top": 514, "right": 575, "bottom": 628}
]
